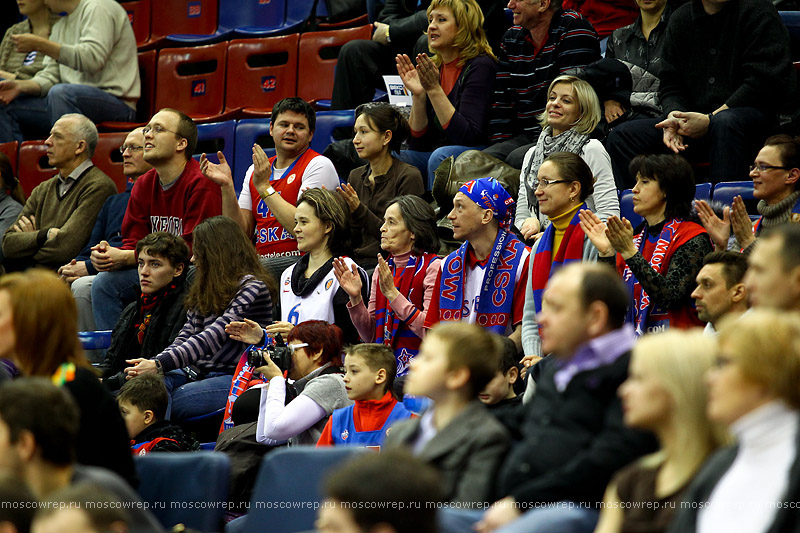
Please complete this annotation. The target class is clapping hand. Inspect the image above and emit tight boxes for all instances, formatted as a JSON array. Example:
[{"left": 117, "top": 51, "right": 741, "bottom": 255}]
[
  {"left": 396, "top": 54, "right": 424, "bottom": 97},
  {"left": 333, "top": 257, "right": 363, "bottom": 304},
  {"left": 695, "top": 199, "right": 730, "bottom": 250},
  {"left": 415, "top": 53, "right": 440, "bottom": 92},
  {"left": 376, "top": 255, "right": 400, "bottom": 301}
]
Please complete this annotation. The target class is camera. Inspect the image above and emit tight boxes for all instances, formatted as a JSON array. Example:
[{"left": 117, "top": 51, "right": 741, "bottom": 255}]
[{"left": 247, "top": 334, "right": 293, "bottom": 372}]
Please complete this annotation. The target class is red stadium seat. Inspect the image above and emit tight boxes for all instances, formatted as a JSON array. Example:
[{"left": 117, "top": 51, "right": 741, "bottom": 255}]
[
  {"left": 17, "top": 141, "right": 53, "bottom": 197},
  {"left": 0, "top": 141, "right": 18, "bottom": 176},
  {"left": 94, "top": 132, "right": 130, "bottom": 193},
  {"left": 148, "top": 0, "right": 219, "bottom": 48},
  {"left": 225, "top": 35, "right": 299, "bottom": 117},
  {"left": 98, "top": 50, "right": 157, "bottom": 132},
  {"left": 297, "top": 26, "right": 372, "bottom": 105},
  {"left": 155, "top": 42, "right": 238, "bottom": 123},
  {"left": 120, "top": 0, "right": 151, "bottom": 48}
]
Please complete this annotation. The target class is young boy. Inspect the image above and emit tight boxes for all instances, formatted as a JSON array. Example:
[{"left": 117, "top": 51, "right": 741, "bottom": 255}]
[
  {"left": 479, "top": 336, "right": 523, "bottom": 440},
  {"left": 317, "top": 344, "right": 412, "bottom": 448},
  {"left": 384, "top": 322, "right": 510, "bottom": 504},
  {"left": 117, "top": 374, "right": 199, "bottom": 455}
]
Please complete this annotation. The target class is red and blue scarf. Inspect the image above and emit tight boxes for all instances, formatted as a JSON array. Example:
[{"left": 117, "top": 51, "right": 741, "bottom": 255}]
[
  {"left": 439, "top": 229, "right": 526, "bottom": 334},
  {"left": 530, "top": 204, "right": 588, "bottom": 314},
  {"left": 374, "top": 252, "right": 438, "bottom": 376},
  {"left": 620, "top": 219, "right": 705, "bottom": 336}
]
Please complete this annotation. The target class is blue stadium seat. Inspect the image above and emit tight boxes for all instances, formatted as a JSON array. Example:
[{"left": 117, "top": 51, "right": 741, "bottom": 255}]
[
  {"left": 712, "top": 180, "right": 758, "bottom": 219},
  {"left": 695, "top": 182, "right": 712, "bottom": 202},
  {"left": 239, "top": 447, "right": 366, "bottom": 533},
  {"left": 136, "top": 451, "right": 230, "bottom": 532},
  {"left": 780, "top": 11, "right": 800, "bottom": 60},
  {"left": 195, "top": 120, "right": 236, "bottom": 176},
  {"left": 311, "top": 110, "right": 355, "bottom": 154},
  {"left": 234, "top": 119, "right": 276, "bottom": 196},
  {"left": 619, "top": 189, "right": 644, "bottom": 228}
]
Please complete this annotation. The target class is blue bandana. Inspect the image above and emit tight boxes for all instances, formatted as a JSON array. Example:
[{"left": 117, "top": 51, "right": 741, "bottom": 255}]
[{"left": 459, "top": 177, "right": 515, "bottom": 230}]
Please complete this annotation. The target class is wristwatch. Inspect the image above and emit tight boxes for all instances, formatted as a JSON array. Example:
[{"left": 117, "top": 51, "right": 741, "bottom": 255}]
[
  {"left": 262, "top": 185, "right": 277, "bottom": 199},
  {"left": 385, "top": 26, "right": 391, "bottom": 43}
]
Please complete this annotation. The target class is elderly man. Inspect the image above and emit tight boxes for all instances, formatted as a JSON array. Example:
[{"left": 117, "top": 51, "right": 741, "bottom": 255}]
[
  {"left": 0, "top": 0, "right": 139, "bottom": 142},
  {"left": 744, "top": 223, "right": 800, "bottom": 312},
  {"left": 2, "top": 113, "right": 116, "bottom": 271},
  {"left": 58, "top": 127, "right": 152, "bottom": 350},
  {"left": 691, "top": 251, "right": 748, "bottom": 335},
  {"left": 90, "top": 108, "right": 221, "bottom": 331},
  {"left": 425, "top": 177, "right": 530, "bottom": 349},
  {"left": 439, "top": 263, "right": 656, "bottom": 533}
]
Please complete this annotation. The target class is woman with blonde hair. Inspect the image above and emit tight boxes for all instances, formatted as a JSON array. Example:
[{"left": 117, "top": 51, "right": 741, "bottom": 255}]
[
  {"left": 395, "top": 0, "right": 498, "bottom": 188},
  {"left": 0, "top": 269, "right": 135, "bottom": 485},
  {"left": 595, "top": 330, "right": 727, "bottom": 533},
  {"left": 670, "top": 310, "right": 800, "bottom": 533},
  {"left": 516, "top": 75, "right": 619, "bottom": 242}
]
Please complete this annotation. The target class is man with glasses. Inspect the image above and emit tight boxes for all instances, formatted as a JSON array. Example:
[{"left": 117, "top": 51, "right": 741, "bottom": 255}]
[
  {"left": 89, "top": 108, "right": 221, "bottom": 332},
  {"left": 2, "top": 113, "right": 116, "bottom": 272},
  {"left": 606, "top": 0, "right": 794, "bottom": 187},
  {"left": 55, "top": 127, "right": 151, "bottom": 359}
]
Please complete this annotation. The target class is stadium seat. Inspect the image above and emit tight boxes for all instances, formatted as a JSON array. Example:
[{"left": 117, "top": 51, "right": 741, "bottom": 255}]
[
  {"left": 94, "top": 132, "right": 130, "bottom": 192},
  {"left": 619, "top": 189, "right": 644, "bottom": 228},
  {"left": 695, "top": 182, "right": 712, "bottom": 202},
  {"left": 239, "top": 447, "right": 365, "bottom": 533},
  {"left": 310, "top": 110, "right": 354, "bottom": 154},
  {"left": 98, "top": 50, "right": 157, "bottom": 132},
  {"left": 234, "top": 0, "right": 311, "bottom": 38},
  {"left": 314, "top": 0, "right": 369, "bottom": 30},
  {"left": 17, "top": 141, "right": 53, "bottom": 196},
  {"left": 120, "top": 0, "right": 151, "bottom": 48},
  {"left": 780, "top": 11, "right": 800, "bottom": 61},
  {"left": 712, "top": 181, "right": 758, "bottom": 217},
  {"left": 194, "top": 120, "right": 236, "bottom": 173},
  {"left": 155, "top": 42, "right": 239, "bottom": 123},
  {"left": 234, "top": 119, "right": 275, "bottom": 195},
  {"left": 225, "top": 35, "right": 300, "bottom": 117},
  {"left": 135, "top": 451, "right": 230, "bottom": 532},
  {"left": 0, "top": 141, "right": 18, "bottom": 176},
  {"left": 297, "top": 26, "right": 372, "bottom": 105},
  {"left": 149, "top": 0, "right": 219, "bottom": 47}
]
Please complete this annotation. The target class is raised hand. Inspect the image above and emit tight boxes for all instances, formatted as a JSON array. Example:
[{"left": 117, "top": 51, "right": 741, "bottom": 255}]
[
  {"left": 376, "top": 255, "right": 400, "bottom": 301},
  {"left": 579, "top": 209, "right": 613, "bottom": 256},
  {"left": 333, "top": 257, "right": 363, "bottom": 303},
  {"left": 695, "top": 199, "right": 730, "bottom": 250},
  {"left": 336, "top": 183, "right": 360, "bottom": 213},
  {"left": 199, "top": 151, "right": 234, "bottom": 188},
  {"left": 395, "top": 54, "right": 424, "bottom": 97},
  {"left": 251, "top": 144, "right": 273, "bottom": 193},
  {"left": 730, "top": 195, "right": 756, "bottom": 249},
  {"left": 225, "top": 318, "right": 265, "bottom": 345},
  {"left": 605, "top": 216, "right": 637, "bottom": 259},
  {"left": 415, "top": 53, "right": 440, "bottom": 93}
]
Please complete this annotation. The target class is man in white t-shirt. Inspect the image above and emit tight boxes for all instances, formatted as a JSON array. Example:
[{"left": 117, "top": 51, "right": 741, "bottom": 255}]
[{"left": 201, "top": 97, "right": 339, "bottom": 278}]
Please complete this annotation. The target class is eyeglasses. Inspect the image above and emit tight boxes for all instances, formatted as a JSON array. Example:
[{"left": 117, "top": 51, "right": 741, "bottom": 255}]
[
  {"left": 289, "top": 342, "right": 309, "bottom": 354},
  {"left": 535, "top": 178, "right": 571, "bottom": 190},
  {"left": 119, "top": 145, "right": 144, "bottom": 154},
  {"left": 749, "top": 163, "right": 789, "bottom": 173},
  {"left": 143, "top": 124, "right": 180, "bottom": 136}
]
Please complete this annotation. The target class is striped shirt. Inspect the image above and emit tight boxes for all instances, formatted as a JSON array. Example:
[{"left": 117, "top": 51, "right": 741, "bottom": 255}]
[
  {"left": 489, "top": 10, "right": 600, "bottom": 143},
  {"left": 156, "top": 276, "right": 272, "bottom": 374}
]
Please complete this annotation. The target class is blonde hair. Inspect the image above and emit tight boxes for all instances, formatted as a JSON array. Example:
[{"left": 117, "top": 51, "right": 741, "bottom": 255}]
[
  {"left": 632, "top": 330, "right": 728, "bottom": 488},
  {"left": 0, "top": 270, "right": 89, "bottom": 376},
  {"left": 426, "top": 0, "right": 497, "bottom": 67},
  {"left": 537, "top": 75, "right": 601, "bottom": 135},
  {"left": 717, "top": 310, "right": 800, "bottom": 409}
]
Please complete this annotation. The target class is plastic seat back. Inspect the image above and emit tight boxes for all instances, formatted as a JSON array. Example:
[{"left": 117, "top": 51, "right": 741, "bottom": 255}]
[
  {"left": 17, "top": 141, "right": 53, "bottom": 196},
  {"left": 155, "top": 42, "right": 228, "bottom": 121},
  {"left": 297, "top": 26, "right": 372, "bottom": 103},
  {"left": 94, "top": 132, "right": 130, "bottom": 192}
]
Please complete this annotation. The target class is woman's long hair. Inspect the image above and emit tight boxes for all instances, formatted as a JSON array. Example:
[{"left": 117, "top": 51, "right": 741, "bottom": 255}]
[
  {"left": 0, "top": 269, "right": 88, "bottom": 376},
  {"left": 427, "top": 0, "right": 496, "bottom": 67},
  {"left": 184, "top": 216, "right": 277, "bottom": 316}
]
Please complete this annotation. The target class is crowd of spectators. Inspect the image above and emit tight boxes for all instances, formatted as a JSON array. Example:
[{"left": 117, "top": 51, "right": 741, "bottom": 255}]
[{"left": 0, "top": 0, "right": 799, "bottom": 531}]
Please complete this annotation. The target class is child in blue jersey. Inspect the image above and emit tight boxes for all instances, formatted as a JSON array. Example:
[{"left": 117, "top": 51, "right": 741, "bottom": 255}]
[
  {"left": 317, "top": 344, "right": 412, "bottom": 448},
  {"left": 117, "top": 375, "right": 199, "bottom": 455}
]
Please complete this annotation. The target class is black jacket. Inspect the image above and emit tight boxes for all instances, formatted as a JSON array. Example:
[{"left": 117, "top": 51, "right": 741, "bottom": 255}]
[
  {"left": 132, "top": 420, "right": 200, "bottom": 453},
  {"left": 101, "top": 277, "right": 188, "bottom": 391},
  {"left": 498, "top": 351, "right": 657, "bottom": 506}
]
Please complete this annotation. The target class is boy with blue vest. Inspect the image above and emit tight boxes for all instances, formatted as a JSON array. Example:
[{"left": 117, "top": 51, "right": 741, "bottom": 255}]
[{"left": 317, "top": 344, "right": 412, "bottom": 448}]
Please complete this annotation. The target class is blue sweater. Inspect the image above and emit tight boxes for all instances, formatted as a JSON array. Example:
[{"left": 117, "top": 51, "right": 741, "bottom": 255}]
[{"left": 75, "top": 180, "right": 132, "bottom": 275}]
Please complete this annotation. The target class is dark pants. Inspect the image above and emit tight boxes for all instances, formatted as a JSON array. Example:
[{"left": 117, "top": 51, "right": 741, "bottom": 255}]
[
  {"left": 483, "top": 134, "right": 539, "bottom": 169},
  {"left": 606, "top": 107, "right": 772, "bottom": 188}
]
